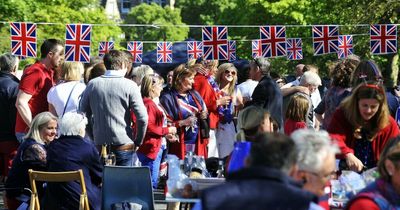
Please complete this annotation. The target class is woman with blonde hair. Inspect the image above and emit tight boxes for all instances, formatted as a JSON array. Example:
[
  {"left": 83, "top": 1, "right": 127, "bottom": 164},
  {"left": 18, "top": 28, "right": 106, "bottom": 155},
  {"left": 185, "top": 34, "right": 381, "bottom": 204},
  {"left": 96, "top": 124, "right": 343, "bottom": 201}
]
[
  {"left": 5, "top": 112, "right": 57, "bottom": 210},
  {"left": 47, "top": 62, "right": 86, "bottom": 117},
  {"left": 214, "top": 63, "right": 243, "bottom": 158},
  {"left": 328, "top": 82, "right": 399, "bottom": 172},
  {"left": 284, "top": 94, "right": 309, "bottom": 135},
  {"left": 137, "top": 74, "right": 177, "bottom": 188}
]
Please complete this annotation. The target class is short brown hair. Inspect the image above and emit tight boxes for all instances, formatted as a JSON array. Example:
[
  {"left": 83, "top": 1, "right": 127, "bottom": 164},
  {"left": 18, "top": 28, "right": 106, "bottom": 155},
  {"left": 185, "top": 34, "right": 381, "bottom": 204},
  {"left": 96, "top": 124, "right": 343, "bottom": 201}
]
[
  {"left": 285, "top": 94, "right": 309, "bottom": 122},
  {"left": 172, "top": 64, "right": 196, "bottom": 91}
]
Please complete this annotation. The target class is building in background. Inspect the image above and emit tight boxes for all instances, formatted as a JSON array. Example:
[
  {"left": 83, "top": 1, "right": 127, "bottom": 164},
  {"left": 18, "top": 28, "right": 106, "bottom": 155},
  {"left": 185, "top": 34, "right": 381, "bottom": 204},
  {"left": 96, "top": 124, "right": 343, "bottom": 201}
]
[{"left": 102, "top": 0, "right": 175, "bottom": 20}]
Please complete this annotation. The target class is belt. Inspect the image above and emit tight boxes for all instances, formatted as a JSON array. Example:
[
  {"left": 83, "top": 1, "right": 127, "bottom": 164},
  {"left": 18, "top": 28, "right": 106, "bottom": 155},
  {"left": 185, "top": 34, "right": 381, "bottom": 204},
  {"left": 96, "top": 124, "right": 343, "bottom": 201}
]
[{"left": 110, "top": 143, "right": 134, "bottom": 151}]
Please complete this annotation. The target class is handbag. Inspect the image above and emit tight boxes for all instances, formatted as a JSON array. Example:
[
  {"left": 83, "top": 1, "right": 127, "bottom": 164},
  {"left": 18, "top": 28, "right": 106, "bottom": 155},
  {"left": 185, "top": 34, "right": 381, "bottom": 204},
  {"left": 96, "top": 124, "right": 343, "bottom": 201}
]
[{"left": 199, "top": 116, "right": 210, "bottom": 139}]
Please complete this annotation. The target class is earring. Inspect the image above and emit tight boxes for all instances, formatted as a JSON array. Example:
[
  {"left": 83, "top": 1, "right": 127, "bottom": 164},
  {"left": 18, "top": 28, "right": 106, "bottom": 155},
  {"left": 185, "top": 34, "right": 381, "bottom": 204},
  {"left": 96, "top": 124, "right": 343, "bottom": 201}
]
[{"left": 388, "top": 171, "right": 393, "bottom": 176}]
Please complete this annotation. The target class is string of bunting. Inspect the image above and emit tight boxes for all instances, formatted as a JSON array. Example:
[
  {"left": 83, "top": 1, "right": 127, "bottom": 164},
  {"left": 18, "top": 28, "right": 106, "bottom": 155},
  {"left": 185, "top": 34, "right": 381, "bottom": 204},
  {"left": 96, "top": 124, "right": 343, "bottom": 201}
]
[{"left": 7, "top": 21, "right": 398, "bottom": 63}]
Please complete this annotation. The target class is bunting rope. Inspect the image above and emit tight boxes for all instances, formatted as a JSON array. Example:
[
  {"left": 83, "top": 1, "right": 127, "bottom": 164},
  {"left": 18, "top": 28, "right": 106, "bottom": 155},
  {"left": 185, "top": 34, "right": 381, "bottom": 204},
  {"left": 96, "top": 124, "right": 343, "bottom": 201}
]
[{"left": 0, "top": 21, "right": 379, "bottom": 28}]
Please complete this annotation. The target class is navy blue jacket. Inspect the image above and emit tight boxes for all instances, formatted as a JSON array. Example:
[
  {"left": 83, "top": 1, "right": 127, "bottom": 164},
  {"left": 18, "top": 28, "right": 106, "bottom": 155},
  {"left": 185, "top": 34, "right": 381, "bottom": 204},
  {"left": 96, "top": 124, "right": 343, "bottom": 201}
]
[
  {"left": 5, "top": 138, "right": 47, "bottom": 198},
  {"left": 249, "top": 75, "right": 283, "bottom": 130},
  {"left": 43, "top": 135, "right": 102, "bottom": 210},
  {"left": 201, "top": 167, "right": 317, "bottom": 210},
  {"left": 0, "top": 71, "right": 19, "bottom": 141}
]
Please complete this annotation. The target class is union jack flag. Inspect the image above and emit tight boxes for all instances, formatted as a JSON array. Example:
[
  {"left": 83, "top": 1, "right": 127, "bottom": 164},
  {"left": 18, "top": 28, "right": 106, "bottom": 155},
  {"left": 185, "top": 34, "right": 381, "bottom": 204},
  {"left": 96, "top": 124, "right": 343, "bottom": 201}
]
[
  {"left": 252, "top": 40, "right": 263, "bottom": 58},
  {"left": 202, "top": 26, "right": 228, "bottom": 60},
  {"left": 65, "top": 24, "right": 92, "bottom": 63},
  {"left": 337, "top": 35, "right": 353, "bottom": 59},
  {"left": 228, "top": 41, "right": 236, "bottom": 61},
  {"left": 98, "top": 41, "right": 114, "bottom": 57},
  {"left": 187, "top": 41, "right": 203, "bottom": 60},
  {"left": 10, "top": 22, "right": 37, "bottom": 58},
  {"left": 127, "top": 41, "right": 143, "bottom": 63},
  {"left": 312, "top": 25, "right": 339, "bottom": 55},
  {"left": 157, "top": 42, "right": 173, "bottom": 63},
  {"left": 260, "top": 26, "right": 287, "bottom": 58},
  {"left": 370, "top": 24, "right": 397, "bottom": 55},
  {"left": 286, "top": 38, "right": 303, "bottom": 60}
]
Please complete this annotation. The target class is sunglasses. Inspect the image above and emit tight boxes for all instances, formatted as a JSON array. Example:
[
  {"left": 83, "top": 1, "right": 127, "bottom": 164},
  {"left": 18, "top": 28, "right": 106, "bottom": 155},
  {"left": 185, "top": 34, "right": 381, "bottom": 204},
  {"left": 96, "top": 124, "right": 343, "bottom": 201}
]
[
  {"left": 253, "top": 57, "right": 261, "bottom": 68},
  {"left": 224, "top": 70, "right": 236, "bottom": 76}
]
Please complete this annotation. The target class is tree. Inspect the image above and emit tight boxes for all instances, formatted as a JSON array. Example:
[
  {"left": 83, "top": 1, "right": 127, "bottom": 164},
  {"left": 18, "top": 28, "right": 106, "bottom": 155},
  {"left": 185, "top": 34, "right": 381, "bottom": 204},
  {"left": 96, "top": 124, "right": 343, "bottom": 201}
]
[
  {"left": 0, "top": 0, "right": 122, "bottom": 65},
  {"left": 123, "top": 3, "right": 189, "bottom": 51}
]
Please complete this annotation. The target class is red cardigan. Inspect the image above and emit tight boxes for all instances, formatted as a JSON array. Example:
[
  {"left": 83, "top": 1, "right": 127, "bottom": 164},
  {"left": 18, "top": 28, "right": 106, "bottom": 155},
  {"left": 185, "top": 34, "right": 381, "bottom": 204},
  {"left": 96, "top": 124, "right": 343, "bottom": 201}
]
[
  {"left": 137, "top": 98, "right": 169, "bottom": 160},
  {"left": 327, "top": 108, "right": 399, "bottom": 161},
  {"left": 192, "top": 73, "right": 219, "bottom": 129}
]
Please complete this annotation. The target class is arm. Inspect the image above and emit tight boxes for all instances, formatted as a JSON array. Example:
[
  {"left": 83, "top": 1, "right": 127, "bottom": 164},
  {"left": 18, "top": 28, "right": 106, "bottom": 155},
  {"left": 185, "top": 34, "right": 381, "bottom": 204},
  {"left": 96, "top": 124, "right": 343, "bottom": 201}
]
[
  {"left": 89, "top": 144, "right": 103, "bottom": 186},
  {"left": 15, "top": 90, "right": 33, "bottom": 127},
  {"left": 130, "top": 85, "right": 148, "bottom": 146},
  {"left": 145, "top": 102, "right": 169, "bottom": 136},
  {"left": 48, "top": 103, "right": 58, "bottom": 117},
  {"left": 281, "top": 86, "right": 310, "bottom": 97}
]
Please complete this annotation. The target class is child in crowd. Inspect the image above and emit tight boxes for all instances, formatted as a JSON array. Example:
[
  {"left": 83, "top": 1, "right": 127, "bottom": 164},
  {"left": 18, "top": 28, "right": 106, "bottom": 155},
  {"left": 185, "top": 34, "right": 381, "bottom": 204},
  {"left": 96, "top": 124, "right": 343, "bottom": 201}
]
[{"left": 284, "top": 94, "right": 309, "bottom": 135}]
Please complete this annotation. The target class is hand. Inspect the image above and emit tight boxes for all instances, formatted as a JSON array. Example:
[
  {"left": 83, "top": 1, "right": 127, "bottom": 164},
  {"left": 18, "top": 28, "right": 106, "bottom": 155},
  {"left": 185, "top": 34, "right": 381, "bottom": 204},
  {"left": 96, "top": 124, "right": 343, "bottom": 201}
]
[
  {"left": 181, "top": 116, "right": 197, "bottom": 127},
  {"left": 345, "top": 153, "right": 365, "bottom": 172},
  {"left": 217, "top": 96, "right": 231, "bottom": 106},
  {"left": 296, "top": 86, "right": 310, "bottom": 95},
  {"left": 166, "top": 133, "right": 179, "bottom": 143},
  {"left": 199, "top": 110, "right": 208, "bottom": 120},
  {"left": 168, "top": 126, "right": 177, "bottom": 134}
]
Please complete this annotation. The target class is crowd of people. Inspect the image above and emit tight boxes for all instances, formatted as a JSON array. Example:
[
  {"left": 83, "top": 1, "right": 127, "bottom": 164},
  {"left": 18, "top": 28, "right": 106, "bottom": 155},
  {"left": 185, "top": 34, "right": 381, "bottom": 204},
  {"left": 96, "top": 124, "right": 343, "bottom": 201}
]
[{"left": 1, "top": 38, "right": 400, "bottom": 210}]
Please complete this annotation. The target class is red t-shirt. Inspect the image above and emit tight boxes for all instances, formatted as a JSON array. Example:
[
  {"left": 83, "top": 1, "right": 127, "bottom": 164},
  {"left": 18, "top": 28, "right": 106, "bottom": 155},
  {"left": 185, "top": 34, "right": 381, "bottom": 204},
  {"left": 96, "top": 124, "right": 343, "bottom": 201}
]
[
  {"left": 15, "top": 62, "right": 54, "bottom": 133},
  {"left": 284, "top": 118, "right": 307, "bottom": 136}
]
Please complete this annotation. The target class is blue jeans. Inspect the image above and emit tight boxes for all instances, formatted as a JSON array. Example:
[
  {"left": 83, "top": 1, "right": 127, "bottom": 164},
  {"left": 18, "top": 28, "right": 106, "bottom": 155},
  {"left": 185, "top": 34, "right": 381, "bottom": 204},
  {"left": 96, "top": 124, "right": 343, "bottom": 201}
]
[
  {"left": 137, "top": 146, "right": 164, "bottom": 188},
  {"left": 114, "top": 150, "right": 134, "bottom": 166}
]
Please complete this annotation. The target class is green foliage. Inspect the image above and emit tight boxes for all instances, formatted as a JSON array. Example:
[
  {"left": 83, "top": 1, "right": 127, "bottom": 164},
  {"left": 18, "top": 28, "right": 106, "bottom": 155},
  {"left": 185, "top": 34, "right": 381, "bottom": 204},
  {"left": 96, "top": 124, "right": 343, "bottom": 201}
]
[
  {"left": 178, "top": 0, "right": 400, "bottom": 82},
  {"left": 123, "top": 3, "right": 189, "bottom": 51},
  {"left": 0, "top": 0, "right": 122, "bottom": 67}
]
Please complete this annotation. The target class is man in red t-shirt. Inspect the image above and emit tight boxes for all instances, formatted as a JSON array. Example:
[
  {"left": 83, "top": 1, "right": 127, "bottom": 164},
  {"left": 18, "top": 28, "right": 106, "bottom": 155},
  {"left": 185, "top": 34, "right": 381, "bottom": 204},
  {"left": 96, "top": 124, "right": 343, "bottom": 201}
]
[{"left": 15, "top": 39, "right": 64, "bottom": 142}]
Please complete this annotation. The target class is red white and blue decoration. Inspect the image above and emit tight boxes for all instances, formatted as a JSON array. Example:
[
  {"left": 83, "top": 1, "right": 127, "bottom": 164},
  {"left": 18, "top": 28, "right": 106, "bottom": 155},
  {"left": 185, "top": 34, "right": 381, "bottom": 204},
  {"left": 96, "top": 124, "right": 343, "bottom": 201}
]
[
  {"left": 312, "top": 25, "right": 339, "bottom": 55},
  {"left": 370, "top": 24, "right": 397, "bottom": 55},
  {"left": 127, "top": 41, "right": 143, "bottom": 63},
  {"left": 157, "top": 42, "right": 173, "bottom": 63},
  {"left": 10, "top": 22, "right": 37, "bottom": 58},
  {"left": 202, "top": 26, "right": 228, "bottom": 60},
  {"left": 286, "top": 38, "right": 303, "bottom": 60},
  {"left": 259, "top": 26, "right": 287, "bottom": 58},
  {"left": 98, "top": 41, "right": 114, "bottom": 57},
  {"left": 337, "top": 35, "right": 353, "bottom": 59},
  {"left": 228, "top": 40, "right": 236, "bottom": 61},
  {"left": 65, "top": 24, "right": 92, "bottom": 63},
  {"left": 187, "top": 41, "right": 203, "bottom": 60},
  {"left": 252, "top": 40, "right": 262, "bottom": 58}
]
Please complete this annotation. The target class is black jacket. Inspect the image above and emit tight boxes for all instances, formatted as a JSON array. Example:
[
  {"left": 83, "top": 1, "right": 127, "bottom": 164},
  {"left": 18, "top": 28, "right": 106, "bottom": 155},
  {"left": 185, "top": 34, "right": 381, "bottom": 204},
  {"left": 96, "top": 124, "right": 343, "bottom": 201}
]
[
  {"left": 0, "top": 71, "right": 19, "bottom": 141},
  {"left": 249, "top": 75, "right": 283, "bottom": 130},
  {"left": 201, "top": 167, "right": 317, "bottom": 210}
]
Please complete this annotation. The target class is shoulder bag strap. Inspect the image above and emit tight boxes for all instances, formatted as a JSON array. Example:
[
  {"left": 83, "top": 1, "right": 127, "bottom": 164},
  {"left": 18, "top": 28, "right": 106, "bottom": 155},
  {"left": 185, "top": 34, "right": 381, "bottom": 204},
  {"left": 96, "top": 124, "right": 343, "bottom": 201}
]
[{"left": 61, "top": 82, "right": 79, "bottom": 117}]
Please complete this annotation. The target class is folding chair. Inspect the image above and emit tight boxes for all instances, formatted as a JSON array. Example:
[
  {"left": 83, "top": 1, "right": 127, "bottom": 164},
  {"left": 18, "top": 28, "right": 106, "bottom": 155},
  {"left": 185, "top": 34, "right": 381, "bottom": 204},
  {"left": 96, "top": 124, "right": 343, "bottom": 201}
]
[
  {"left": 102, "top": 166, "right": 155, "bottom": 210},
  {"left": 28, "top": 169, "right": 90, "bottom": 210}
]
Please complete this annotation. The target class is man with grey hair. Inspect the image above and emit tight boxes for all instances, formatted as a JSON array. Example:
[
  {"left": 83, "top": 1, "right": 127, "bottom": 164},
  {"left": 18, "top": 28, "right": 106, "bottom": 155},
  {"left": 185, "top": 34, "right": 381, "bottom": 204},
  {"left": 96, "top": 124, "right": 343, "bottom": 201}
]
[
  {"left": 80, "top": 50, "right": 148, "bottom": 166},
  {"left": 291, "top": 129, "right": 339, "bottom": 203},
  {"left": 0, "top": 53, "right": 20, "bottom": 178},
  {"left": 247, "top": 57, "right": 283, "bottom": 130},
  {"left": 129, "top": 64, "right": 154, "bottom": 85},
  {"left": 201, "top": 133, "right": 316, "bottom": 210}
]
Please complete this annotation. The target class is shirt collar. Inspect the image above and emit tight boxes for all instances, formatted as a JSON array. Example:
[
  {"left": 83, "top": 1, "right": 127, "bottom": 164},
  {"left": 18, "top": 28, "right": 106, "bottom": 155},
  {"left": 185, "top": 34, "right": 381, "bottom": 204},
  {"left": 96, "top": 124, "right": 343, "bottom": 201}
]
[{"left": 103, "top": 70, "right": 125, "bottom": 77}]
